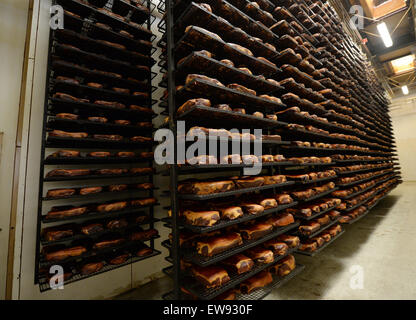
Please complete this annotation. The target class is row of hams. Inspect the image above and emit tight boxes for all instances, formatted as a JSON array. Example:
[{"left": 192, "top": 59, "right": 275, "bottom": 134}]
[
  {"left": 47, "top": 149, "right": 153, "bottom": 160},
  {"left": 48, "top": 129, "right": 151, "bottom": 143},
  {"left": 339, "top": 177, "right": 400, "bottom": 223},
  {"left": 175, "top": 178, "right": 337, "bottom": 226},
  {"left": 331, "top": 163, "right": 393, "bottom": 174},
  {"left": 285, "top": 122, "right": 385, "bottom": 149},
  {"left": 287, "top": 198, "right": 341, "bottom": 218},
  {"left": 290, "top": 140, "right": 373, "bottom": 152},
  {"left": 45, "top": 197, "right": 156, "bottom": 220},
  {"left": 53, "top": 92, "right": 152, "bottom": 111},
  {"left": 45, "top": 182, "right": 153, "bottom": 199},
  {"left": 179, "top": 153, "right": 332, "bottom": 166},
  {"left": 175, "top": 86, "right": 388, "bottom": 152},
  {"left": 332, "top": 173, "right": 397, "bottom": 198},
  {"left": 65, "top": 1, "right": 150, "bottom": 28},
  {"left": 297, "top": 210, "right": 340, "bottom": 236},
  {"left": 42, "top": 213, "right": 152, "bottom": 242},
  {"left": 53, "top": 112, "right": 152, "bottom": 128},
  {"left": 40, "top": 243, "right": 154, "bottom": 282},
  {"left": 181, "top": 254, "right": 297, "bottom": 299},
  {"left": 336, "top": 168, "right": 394, "bottom": 185},
  {"left": 176, "top": 97, "right": 279, "bottom": 119},
  {"left": 169, "top": 215, "right": 296, "bottom": 258},
  {"left": 42, "top": 228, "right": 158, "bottom": 262},
  {"left": 177, "top": 231, "right": 301, "bottom": 298},
  {"left": 298, "top": 224, "right": 342, "bottom": 252},
  {"left": 45, "top": 167, "right": 153, "bottom": 178},
  {"left": 55, "top": 76, "right": 147, "bottom": 95}
]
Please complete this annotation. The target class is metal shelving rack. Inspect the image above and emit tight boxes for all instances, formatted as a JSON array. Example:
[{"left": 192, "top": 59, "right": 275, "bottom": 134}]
[
  {"left": 26, "top": 0, "right": 403, "bottom": 298},
  {"left": 158, "top": 0, "right": 361, "bottom": 301},
  {"left": 160, "top": 0, "right": 400, "bottom": 299},
  {"left": 286, "top": 0, "right": 402, "bottom": 255},
  {"left": 35, "top": 0, "right": 161, "bottom": 291},
  {"left": 162, "top": 246, "right": 301, "bottom": 300}
]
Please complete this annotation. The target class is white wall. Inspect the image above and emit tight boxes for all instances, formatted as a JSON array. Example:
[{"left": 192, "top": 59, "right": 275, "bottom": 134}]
[
  {"left": 0, "top": 0, "right": 30, "bottom": 300},
  {"left": 390, "top": 94, "right": 416, "bottom": 181},
  {"left": 11, "top": 0, "right": 171, "bottom": 299}
]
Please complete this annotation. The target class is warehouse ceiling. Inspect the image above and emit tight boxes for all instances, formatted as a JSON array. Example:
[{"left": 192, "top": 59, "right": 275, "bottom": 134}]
[{"left": 340, "top": 0, "right": 416, "bottom": 97}]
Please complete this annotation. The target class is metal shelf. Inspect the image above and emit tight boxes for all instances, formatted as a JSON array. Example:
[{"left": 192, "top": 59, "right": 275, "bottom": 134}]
[
  {"left": 161, "top": 0, "right": 400, "bottom": 300},
  {"left": 42, "top": 186, "right": 155, "bottom": 201},
  {"left": 292, "top": 175, "right": 337, "bottom": 185},
  {"left": 38, "top": 249, "right": 161, "bottom": 293},
  {"left": 175, "top": 2, "right": 279, "bottom": 63},
  {"left": 181, "top": 222, "right": 300, "bottom": 267},
  {"left": 294, "top": 216, "right": 341, "bottom": 239},
  {"left": 163, "top": 160, "right": 335, "bottom": 175},
  {"left": 340, "top": 182, "right": 399, "bottom": 224},
  {"left": 296, "top": 187, "right": 339, "bottom": 204},
  {"left": 172, "top": 104, "right": 286, "bottom": 129},
  {"left": 336, "top": 170, "right": 394, "bottom": 188},
  {"left": 295, "top": 229, "right": 345, "bottom": 256},
  {"left": 42, "top": 201, "right": 158, "bottom": 224},
  {"left": 35, "top": 0, "right": 157, "bottom": 287},
  {"left": 43, "top": 171, "right": 153, "bottom": 182},
  {"left": 163, "top": 263, "right": 305, "bottom": 301},
  {"left": 337, "top": 175, "right": 398, "bottom": 200},
  {"left": 45, "top": 135, "right": 152, "bottom": 149},
  {"left": 39, "top": 234, "right": 160, "bottom": 269},
  {"left": 47, "top": 116, "right": 153, "bottom": 135},
  {"left": 163, "top": 201, "right": 299, "bottom": 234},
  {"left": 176, "top": 78, "right": 286, "bottom": 112},
  {"left": 341, "top": 210, "right": 370, "bottom": 225},
  {"left": 236, "top": 264, "right": 305, "bottom": 300},
  {"left": 44, "top": 155, "right": 153, "bottom": 165},
  {"left": 175, "top": 52, "right": 283, "bottom": 95},
  {"left": 40, "top": 218, "right": 159, "bottom": 246},
  {"left": 334, "top": 164, "right": 394, "bottom": 176},
  {"left": 293, "top": 203, "right": 340, "bottom": 221},
  {"left": 56, "top": 0, "right": 152, "bottom": 27},
  {"left": 335, "top": 158, "right": 394, "bottom": 164},
  {"left": 174, "top": 25, "right": 278, "bottom": 77},
  {"left": 178, "top": 181, "right": 295, "bottom": 200},
  {"left": 171, "top": 247, "right": 299, "bottom": 300}
]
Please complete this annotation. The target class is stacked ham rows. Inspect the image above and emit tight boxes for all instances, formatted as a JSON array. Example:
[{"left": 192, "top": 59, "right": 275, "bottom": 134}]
[{"left": 160, "top": 0, "right": 401, "bottom": 300}]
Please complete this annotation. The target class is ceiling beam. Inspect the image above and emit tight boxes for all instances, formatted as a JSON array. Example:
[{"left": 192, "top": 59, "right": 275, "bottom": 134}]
[
  {"left": 388, "top": 68, "right": 416, "bottom": 79},
  {"left": 364, "top": 5, "right": 409, "bottom": 27},
  {"left": 382, "top": 51, "right": 416, "bottom": 64}
]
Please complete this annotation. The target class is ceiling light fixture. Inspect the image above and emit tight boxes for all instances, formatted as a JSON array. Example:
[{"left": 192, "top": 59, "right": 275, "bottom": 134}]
[
  {"left": 391, "top": 55, "right": 415, "bottom": 74},
  {"left": 377, "top": 22, "right": 393, "bottom": 48},
  {"left": 402, "top": 85, "right": 409, "bottom": 95}
]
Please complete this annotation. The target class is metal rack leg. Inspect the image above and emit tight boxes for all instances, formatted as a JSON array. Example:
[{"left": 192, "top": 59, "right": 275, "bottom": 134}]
[{"left": 166, "top": 0, "right": 180, "bottom": 300}]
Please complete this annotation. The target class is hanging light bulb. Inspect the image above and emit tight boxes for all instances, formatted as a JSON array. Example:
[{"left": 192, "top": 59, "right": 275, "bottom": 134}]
[{"left": 402, "top": 85, "right": 409, "bottom": 95}]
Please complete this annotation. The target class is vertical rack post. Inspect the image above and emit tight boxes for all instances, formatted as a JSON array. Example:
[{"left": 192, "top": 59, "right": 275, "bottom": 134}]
[
  {"left": 166, "top": 0, "right": 180, "bottom": 300},
  {"left": 147, "top": 0, "right": 155, "bottom": 253},
  {"left": 34, "top": 26, "right": 54, "bottom": 284}
]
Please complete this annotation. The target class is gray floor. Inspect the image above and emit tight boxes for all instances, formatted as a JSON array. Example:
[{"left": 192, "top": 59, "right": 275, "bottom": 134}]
[{"left": 116, "top": 181, "right": 416, "bottom": 300}]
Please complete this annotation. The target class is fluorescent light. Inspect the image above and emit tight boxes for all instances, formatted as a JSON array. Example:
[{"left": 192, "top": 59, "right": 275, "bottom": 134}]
[
  {"left": 377, "top": 22, "right": 393, "bottom": 48},
  {"left": 402, "top": 85, "right": 409, "bottom": 95}
]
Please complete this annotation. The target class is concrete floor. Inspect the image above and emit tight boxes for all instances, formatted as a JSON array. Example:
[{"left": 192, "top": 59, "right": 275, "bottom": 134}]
[{"left": 116, "top": 182, "right": 416, "bottom": 300}]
